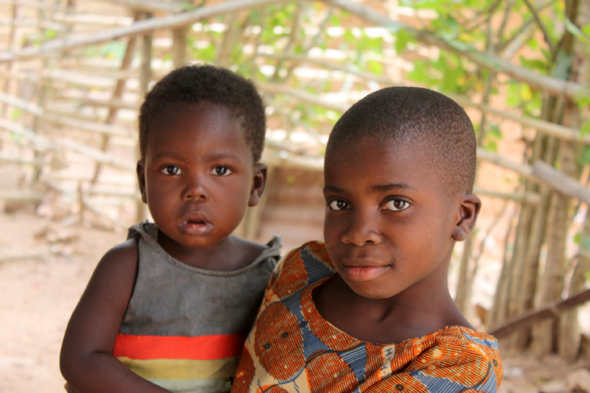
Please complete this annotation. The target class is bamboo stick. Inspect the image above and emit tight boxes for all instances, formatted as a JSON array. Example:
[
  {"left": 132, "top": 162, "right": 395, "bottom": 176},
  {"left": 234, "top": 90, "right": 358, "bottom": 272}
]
[
  {"left": 43, "top": 112, "right": 135, "bottom": 137},
  {"left": 135, "top": 11, "right": 153, "bottom": 223},
  {"left": 172, "top": 26, "right": 188, "bottom": 68},
  {"left": 0, "top": 153, "right": 50, "bottom": 167},
  {"left": 60, "top": 96, "right": 138, "bottom": 110},
  {"left": 93, "top": 0, "right": 185, "bottom": 13},
  {"left": 473, "top": 186, "right": 541, "bottom": 205},
  {"left": 0, "top": 18, "right": 66, "bottom": 30},
  {"left": 91, "top": 31, "right": 138, "bottom": 184},
  {"left": 0, "top": 118, "right": 55, "bottom": 151},
  {"left": 57, "top": 138, "right": 135, "bottom": 171},
  {"left": 476, "top": 148, "right": 534, "bottom": 179},
  {"left": 46, "top": 180, "right": 128, "bottom": 229},
  {"left": 0, "top": 118, "right": 135, "bottom": 171},
  {"left": 51, "top": 13, "right": 133, "bottom": 26},
  {"left": 257, "top": 82, "right": 349, "bottom": 112},
  {"left": 0, "top": 2, "right": 18, "bottom": 118},
  {"left": 532, "top": 161, "right": 590, "bottom": 205},
  {"left": 0, "top": 190, "right": 43, "bottom": 201},
  {"left": 0, "top": 91, "right": 43, "bottom": 115},
  {"left": 489, "top": 287, "right": 590, "bottom": 338},
  {"left": 0, "top": 254, "right": 48, "bottom": 263},
  {"left": 0, "top": 0, "right": 57, "bottom": 10},
  {"left": 0, "top": 0, "right": 291, "bottom": 63}
]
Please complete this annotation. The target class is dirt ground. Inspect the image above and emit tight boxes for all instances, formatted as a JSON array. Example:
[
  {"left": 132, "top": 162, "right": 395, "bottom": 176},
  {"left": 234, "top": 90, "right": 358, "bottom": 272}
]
[{"left": 1, "top": 210, "right": 590, "bottom": 393}]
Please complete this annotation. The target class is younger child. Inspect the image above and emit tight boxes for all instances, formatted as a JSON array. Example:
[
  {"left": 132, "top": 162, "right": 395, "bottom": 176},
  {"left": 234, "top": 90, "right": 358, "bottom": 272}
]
[
  {"left": 60, "top": 65, "right": 281, "bottom": 393},
  {"left": 231, "top": 87, "right": 503, "bottom": 392}
]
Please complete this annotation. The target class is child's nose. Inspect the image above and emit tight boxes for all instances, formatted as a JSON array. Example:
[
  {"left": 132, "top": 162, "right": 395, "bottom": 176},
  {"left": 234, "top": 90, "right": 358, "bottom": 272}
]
[
  {"left": 340, "top": 211, "right": 382, "bottom": 246},
  {"left": 182, "top": 176, "right": 208, "bottom": 201}
]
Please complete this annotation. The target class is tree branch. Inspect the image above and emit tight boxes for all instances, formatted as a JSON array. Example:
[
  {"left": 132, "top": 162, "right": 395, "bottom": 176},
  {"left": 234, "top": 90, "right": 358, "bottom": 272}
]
[
  {"left": 489, "top": 287, "right": 590, "bottom": 338},
  {"left": 521, "top": 0, "right": 555, "bottom": 53},
  {"left": 318, "top": 0, "right": 588, "bottom": 100},
  {"left": 257, "top": 54, "right": 590, "bottom": 144},
  {"left": 0, "top": 0, "right": 290, "bottom": 63}
]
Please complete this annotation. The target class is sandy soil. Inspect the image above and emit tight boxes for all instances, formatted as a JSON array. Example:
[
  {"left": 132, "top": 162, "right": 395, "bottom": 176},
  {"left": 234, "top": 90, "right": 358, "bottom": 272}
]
[
  {"left": 1, "top": 210, "right": 589, "bottom": 393},
  {"left": 0, "top": 211, "right": 121, "bottom": 393}
]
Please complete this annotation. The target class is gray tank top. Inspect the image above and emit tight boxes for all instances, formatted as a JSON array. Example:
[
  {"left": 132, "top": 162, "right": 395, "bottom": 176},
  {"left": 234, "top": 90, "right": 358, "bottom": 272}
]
[{"left": 120, "top": 222, "right": 282, "bottom": 337}]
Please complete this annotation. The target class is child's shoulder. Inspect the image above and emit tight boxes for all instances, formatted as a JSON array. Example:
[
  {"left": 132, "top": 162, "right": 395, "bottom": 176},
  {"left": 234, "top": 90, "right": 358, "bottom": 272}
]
[
  {"left": 230, "top": 235, "right": 282, "bottom": 271},
  {"left": 281, "top": 240, "right": 334, "bottom": 269},
  {"left": 101, "top": 237, "right": 138, "bottom": 266},
  {"left": 400, "top": 325, "right": 503, "bottom": 389},
  {"left": 263, "top": 241, "right": 335, "bottom": 301}
]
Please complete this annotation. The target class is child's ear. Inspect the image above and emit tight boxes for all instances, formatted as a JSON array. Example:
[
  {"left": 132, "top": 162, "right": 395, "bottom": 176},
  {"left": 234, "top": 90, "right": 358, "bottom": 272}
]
[
  {"left": 248, "top": 163, "right": 268, "bottom": 207},
  {"left": 452, "top": 194, "right": 481, "bottom": 241},
  {"left": 136, "top": 160, "right": 147, "bottom": 204}
]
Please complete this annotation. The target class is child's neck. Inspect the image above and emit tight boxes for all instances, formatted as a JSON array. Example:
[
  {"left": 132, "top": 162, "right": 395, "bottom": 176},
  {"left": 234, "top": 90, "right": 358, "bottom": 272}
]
[
  {"left": 157, "top": 231, "right": 267, "bottom": 271},
  {"left": 313, "top": 274, "right": 472, "bottom": 345}
]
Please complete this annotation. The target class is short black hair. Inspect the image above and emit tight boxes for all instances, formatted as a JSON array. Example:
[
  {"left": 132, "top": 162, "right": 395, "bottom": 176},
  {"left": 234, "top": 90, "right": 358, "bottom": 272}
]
[
  {"left": 326, "top": 87, "right": 476, "bottom": 194},
  {"left": 139, "top": 64, "right": 266, "bottom": 162}
]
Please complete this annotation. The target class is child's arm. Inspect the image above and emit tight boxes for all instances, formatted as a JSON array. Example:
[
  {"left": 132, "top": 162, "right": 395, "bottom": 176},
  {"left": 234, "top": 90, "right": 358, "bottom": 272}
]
[{"left": 60, "top": 239, "right": 169, "bottom": 393}]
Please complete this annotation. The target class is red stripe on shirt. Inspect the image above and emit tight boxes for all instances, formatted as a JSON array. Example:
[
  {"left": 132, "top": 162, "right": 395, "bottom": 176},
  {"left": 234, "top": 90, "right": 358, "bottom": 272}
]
[{"left": 113, "top": 333, "right": 246, "bottom": 360}]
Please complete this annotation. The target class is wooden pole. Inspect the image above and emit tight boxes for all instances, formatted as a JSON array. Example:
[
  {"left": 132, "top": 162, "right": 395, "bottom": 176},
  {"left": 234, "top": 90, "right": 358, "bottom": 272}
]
[
  {"left": 91, "top": 31, "right": 138, "bottom": 184},
  {"left": 172, "top": 26, "right": 188, "bottom": 68},
  {"left": 489, "top": 287, "right": 590, "bottom": 338},
  {"left": 0, "top": 3, "right": 18, "bottom": 118},
  {"left": 136, "top": 11, "right": 152, "bottom": 223}
]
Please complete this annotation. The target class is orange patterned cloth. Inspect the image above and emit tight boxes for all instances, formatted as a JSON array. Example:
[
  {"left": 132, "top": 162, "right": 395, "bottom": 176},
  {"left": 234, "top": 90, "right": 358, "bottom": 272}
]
[{"left": 231, "top": 241, "right": 503, "bottom": 393}]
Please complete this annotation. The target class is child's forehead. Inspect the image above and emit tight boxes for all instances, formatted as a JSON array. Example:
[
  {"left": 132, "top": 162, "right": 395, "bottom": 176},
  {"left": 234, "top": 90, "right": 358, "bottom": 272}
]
[
  {"left": 149, "top": 101, "right": 243, "bottom": 135},
  {"left": 145, "top": 102, "right": 249, "bottom": 150},
  {"left": 325, "top": 135, "right": 431, "bottom": 166},
  {"left": 323, "top": 136, "right": 453, "bottom": 193}
]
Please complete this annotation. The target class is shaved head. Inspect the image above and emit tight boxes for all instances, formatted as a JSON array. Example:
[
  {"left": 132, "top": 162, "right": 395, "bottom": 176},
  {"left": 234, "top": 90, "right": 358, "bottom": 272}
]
[{"left": 326, "top": 87, "right": 476, "bottom": 195}]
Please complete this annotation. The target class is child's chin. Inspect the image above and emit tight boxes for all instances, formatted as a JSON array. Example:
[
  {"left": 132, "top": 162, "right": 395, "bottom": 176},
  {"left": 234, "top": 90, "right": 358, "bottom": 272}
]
[{"left": 345, "top": 280, "right": 400, "bottom": 300}]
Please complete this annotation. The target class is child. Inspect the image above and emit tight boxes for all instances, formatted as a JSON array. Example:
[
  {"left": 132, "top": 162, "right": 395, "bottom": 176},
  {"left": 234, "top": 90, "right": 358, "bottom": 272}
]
[
  {"left": 60, "top": 65, "right": 281, "bottom": 393},
  {"left": 231, "top": 87, "right": 503, "bottom": 392}
]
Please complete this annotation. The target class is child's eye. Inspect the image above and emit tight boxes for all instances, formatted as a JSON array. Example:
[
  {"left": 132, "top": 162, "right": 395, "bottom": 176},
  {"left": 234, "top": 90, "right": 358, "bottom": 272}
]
[
  {"left": 211, "top": 166, "right": 232, "bottom": 176},
  {"left": 160, "top": 165, "right": 182, "bottom": 176},
  {"left": 328, "top": 200, "right": 349, "bottom": 211},
  {"left": 384, "top": 199, "right": 409, "bottom": 211}
]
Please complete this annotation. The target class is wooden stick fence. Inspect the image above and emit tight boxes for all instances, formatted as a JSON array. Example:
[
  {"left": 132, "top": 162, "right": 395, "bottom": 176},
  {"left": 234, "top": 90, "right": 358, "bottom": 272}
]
[{"left": 0, "top": 0, "right": 588, "bottom": 239}]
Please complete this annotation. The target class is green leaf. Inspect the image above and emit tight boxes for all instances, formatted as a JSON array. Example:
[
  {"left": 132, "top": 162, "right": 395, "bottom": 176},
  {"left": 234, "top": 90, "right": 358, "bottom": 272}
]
[
  {"left": 578, "top": 145, "right": 590, "bottom": 166},
  {"left": 406, "top": 61, "right": 431, "bottom": 84},
  {"left": 575, "top": 91, "right": 590, "bottom": 108},
  {"left": 11, "top": 108, "right": 22, "bottom": 121},
  {"left": 44, "top": 29, "right": 56, "bottom": 40},
  {"left": 367, "top": 60, "right": 383, "bottom": 75},
  {"left": 441, "top": 67, "right": 464, "bottom": 93},
  {"left": 395, "top": 29, "right": 414, "bottom": 54},
  {"left": 489, "top": 124, "right": 503, "bottom": 139},
  {"left": 565, "top": 18, "right": 589, "bottom": 42},
  {"left": 484, "top": 140, "right": 498, "bottom": 153},
  {"left": 581, "top": 121, "right": 590, "bottom": 136}
]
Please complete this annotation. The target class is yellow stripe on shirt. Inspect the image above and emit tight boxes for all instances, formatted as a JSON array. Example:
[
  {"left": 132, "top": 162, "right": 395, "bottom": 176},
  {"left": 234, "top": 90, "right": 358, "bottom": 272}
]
[{"left": 117, "top": 356, "right": 240, "bottom": 380}]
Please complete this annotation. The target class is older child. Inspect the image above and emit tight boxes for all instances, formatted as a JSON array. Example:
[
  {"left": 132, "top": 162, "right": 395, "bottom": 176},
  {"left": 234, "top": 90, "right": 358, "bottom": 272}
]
[
  {"left": 60, "top": 65, "right": 281, "bottom": 393},
  {"left": 232, "top": 87, "right": 503, "bottom": 392}
]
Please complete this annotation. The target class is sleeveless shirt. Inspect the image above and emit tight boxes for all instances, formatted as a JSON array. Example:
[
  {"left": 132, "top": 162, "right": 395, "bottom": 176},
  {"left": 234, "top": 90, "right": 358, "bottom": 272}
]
[{"left": 113, "top": 222, "right": 281, "bottom": 393}]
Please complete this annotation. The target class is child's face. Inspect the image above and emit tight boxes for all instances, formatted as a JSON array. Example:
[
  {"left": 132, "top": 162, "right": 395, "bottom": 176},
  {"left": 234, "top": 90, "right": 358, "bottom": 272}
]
[
  {"left": 323, "top": 136, "right": 476, "bottom": 300},
  {"left": 137, "top": 101, "right": 264, "bottom": 250}
]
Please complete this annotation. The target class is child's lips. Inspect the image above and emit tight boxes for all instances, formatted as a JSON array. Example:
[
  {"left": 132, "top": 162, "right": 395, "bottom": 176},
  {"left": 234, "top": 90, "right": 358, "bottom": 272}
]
[
  {"left": 179, "top": 216, "right": 213, "bottom": 236},
  {"left": 342, "top": 264, "right": 389, "bottom": 282}
]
